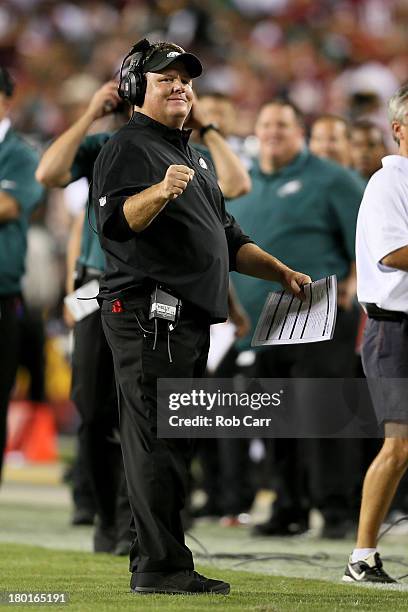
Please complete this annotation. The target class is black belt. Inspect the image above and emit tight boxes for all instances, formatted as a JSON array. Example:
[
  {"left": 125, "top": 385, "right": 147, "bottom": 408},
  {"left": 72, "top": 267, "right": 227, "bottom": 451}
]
[
  {"left": 118, "top": 283, "right": 210, "bottom": 323},
  {"left": 364, "top": 303, "right": 408, "bottom": 322}
]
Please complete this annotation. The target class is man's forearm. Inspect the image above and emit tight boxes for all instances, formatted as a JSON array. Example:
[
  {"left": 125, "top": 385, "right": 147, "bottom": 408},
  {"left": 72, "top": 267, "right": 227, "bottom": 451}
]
[
  {"left": 228, "top": 281, "right": 243, "bottom": 317},
  {"left": 337, "top": 261, "right": 356, "bottom": 310},
  {"left": 0, "top": 192, "right": 19, "bottom": 222},
  {"left": 345, "top": 261, "right": 357, "bottom": 289},
  {"left": 122, "top": 164, "right": 193, "bottom": 233},
  {"left": 381, "top": 245, "right": 408, "bottom": 272},
  {"left": 235, "top": 242, "right": 288, "bottom": 282},
  {"left": 123, "top": 183, "right": 168, "bottom": 233},
  {"left": 66, "top": 211, "right": 85, "bottom": 294},
  {"left": 202, "top": 129, "right": 251, "bottom": 198},
  {"left": 36, "top": 112, "right": 94, "bottom": 187},
  {"left": 235, "top": 242, "right": 312, "bottom": 298}
]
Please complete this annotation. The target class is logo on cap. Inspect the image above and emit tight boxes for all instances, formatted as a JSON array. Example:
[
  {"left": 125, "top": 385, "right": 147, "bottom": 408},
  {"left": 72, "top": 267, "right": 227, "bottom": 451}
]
[
  {"left": 167, "top": 51, "right": 180, "bottom": 58},
  {"left": 99, "top": 196, "right": 107, "bottom": 207}
]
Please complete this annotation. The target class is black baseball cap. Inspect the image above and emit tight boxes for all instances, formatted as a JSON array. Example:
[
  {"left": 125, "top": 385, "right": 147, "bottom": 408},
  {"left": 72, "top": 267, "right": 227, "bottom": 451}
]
[
  {"left": 0, "top": 67, "right": 14, "bottom": 97},
  {"left": 143, "top": 48, "right": 202, "bottom": 79}
]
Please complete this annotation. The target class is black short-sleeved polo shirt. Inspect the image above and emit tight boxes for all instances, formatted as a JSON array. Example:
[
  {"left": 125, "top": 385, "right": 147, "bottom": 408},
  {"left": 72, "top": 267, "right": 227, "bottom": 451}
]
[{"left": 92, "top": 112, "right": 252, "bottom": 322}]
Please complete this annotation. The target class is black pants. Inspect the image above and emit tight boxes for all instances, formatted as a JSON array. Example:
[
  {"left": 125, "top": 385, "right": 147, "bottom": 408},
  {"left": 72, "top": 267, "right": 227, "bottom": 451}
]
[
  {"left": 19, "top": 306, "right": 45, "bottom": 402},
  {"left": 0, "top": 295, "right": 23, "bottom": 481},
  {"left": 71, "top": 436, "right": 97, "bottom": 516},
  {"left": 213, "top": 346, "right": 257, "bottom": 516},
  {"left": 102, "top": 295, "right": 210, "bottom": 574},
  {"left": 71, "top": 304, "right": 127, "bottom": 528},
  {"left": 257, "top": 307, "right": 360, "bottom": 523}
]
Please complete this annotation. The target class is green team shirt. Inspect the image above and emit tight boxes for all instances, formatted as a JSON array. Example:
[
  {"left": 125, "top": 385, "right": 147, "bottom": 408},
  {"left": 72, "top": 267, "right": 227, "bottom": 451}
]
[
  {"left": 0, "top": 126, "right": 44, "bottom": 295},
  {"left": 71, "top": 133, "right": 111, "bottom": 272},
  {"left": 349, "top": 167, "right": 368, "bottom": 186},
  {"left": 227, "top": 148, "right": 365, "bottom": 350}
]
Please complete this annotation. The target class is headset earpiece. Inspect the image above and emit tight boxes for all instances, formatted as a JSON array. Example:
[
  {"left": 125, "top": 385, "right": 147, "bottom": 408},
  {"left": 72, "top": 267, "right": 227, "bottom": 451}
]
[{"left": 118, "top": 40, "right": 151, "bottom": 106}]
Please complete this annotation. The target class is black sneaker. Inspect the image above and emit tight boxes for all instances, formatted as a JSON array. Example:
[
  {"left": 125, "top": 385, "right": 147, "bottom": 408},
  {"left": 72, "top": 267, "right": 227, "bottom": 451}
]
[
  {"left": 342, "top": 552, "right": 397, "bottom": 583},
  {"left": 131, "top": 569, "right": 230, "bottom": 594}
]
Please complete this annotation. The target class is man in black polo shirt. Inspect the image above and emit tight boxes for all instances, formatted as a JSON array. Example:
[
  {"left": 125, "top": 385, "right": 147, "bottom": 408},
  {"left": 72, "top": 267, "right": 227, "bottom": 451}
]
[{"left": 93, "top": 39, "right": 311, "bottom": 595}]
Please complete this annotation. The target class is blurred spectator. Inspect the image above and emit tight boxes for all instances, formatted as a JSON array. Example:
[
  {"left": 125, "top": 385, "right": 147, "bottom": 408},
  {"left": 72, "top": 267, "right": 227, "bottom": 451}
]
[
  {"left": 0, "top": 66, "right": 44, "bottom": 480},
  {"left": 350, "top": 120, "right": 387, "bottom": 181},
  {"left": 0, "top": 0, "right": 406, "bottom": 148},
  {"left": 198, "top": 91, "right": 254, "bottom": 167},
  {"left": 309, "top": 114, "right": 351, "bottom": 167},
  {"left": 2, "top": 0, "right": 408, "bottom": 527},
  {"left": 227, "top": 99, "right": 364, "bottom": 537},
  {"left": 36, "top": 80, "right": 132, "bottom": 555}
]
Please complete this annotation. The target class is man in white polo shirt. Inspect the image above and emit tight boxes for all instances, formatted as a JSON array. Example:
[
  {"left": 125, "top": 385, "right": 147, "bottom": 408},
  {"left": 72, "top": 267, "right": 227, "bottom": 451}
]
[{"left": 343, "top": 83, "right": 408, "bottom": 583}]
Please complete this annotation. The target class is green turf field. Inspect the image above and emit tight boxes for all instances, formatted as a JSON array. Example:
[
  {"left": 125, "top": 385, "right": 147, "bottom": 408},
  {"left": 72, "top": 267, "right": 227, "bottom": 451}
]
[
  {"left": 1, "top": 476, "right": 408, "bottom": 611},
  {"left": 1, "top": 544, "right": 408, "bottom": 612}
]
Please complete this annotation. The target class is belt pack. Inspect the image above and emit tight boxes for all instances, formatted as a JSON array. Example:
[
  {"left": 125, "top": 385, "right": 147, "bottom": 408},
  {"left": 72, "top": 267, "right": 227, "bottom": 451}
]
[
  {"left": 147, "top": 285, "right": 183, "bottom": 364},
  {"left": 364, "top": 303, "right": 408, "bottom": 322},
  {"left": 149, "top": 285, "right": 181, "bottom": 323}
]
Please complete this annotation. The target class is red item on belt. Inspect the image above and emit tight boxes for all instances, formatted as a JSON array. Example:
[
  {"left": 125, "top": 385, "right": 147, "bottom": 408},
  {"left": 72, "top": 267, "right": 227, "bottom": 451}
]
[{"left": 111, "top": 299, "right": 124, "bottom": 313}]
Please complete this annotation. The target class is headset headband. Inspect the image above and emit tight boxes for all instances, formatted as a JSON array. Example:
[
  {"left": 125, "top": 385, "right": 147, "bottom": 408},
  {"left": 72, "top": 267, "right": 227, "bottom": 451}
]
[{"left": 119, "top": 39, "right": 151, "bottom": 86}]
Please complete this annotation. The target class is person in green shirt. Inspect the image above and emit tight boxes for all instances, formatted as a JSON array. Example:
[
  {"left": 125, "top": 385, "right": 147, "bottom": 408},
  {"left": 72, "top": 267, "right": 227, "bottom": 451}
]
[
  {"left": 37, "top": 80, "right": 133, "bottom": 554},
  {"left": 227, "top": 99, "right": 365, "bottom": 538},
  {"left": 0, "top": 67, "right": 44, "bottom": 480}
]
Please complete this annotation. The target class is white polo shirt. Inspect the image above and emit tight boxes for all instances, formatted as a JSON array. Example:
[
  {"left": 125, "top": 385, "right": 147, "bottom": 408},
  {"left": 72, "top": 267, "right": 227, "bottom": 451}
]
[{"left": 356, "top": 155, "right": 408, "bottom": 313}]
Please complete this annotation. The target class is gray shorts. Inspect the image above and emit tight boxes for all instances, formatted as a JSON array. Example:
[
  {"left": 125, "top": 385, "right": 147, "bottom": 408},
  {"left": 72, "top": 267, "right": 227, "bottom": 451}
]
[{"left": 362, "top": 318, "right": 408, "bottom": 424}]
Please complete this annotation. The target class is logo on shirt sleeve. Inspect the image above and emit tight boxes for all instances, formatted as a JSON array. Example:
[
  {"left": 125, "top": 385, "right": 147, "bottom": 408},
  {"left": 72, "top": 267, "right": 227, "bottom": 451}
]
[
  {"left": 198, "top": 157, "right": 208, "bottom": 170},
  {"left": 99, "top": 196, "right": 107, "bottom": 207}
]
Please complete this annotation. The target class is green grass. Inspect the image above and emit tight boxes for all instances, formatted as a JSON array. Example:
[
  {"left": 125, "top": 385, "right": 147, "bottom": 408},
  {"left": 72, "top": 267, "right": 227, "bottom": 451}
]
[
  {"left": 1, "top": 543, "right": 408, "bottom": 612},
  {"left": 2, "top": 479, "right": 408, "bottom": 611}
]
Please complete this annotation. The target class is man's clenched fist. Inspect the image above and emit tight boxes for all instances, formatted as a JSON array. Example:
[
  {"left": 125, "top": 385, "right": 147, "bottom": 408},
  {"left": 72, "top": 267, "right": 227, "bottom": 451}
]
[{"left": 160, "top": 165, "right": 194, "bottom": 200}]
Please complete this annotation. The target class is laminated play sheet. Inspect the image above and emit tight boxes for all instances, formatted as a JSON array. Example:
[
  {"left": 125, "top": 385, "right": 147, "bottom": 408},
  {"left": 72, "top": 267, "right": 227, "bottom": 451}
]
[{"left": 251, "top": 275, "right": 337, "bottom": 347}]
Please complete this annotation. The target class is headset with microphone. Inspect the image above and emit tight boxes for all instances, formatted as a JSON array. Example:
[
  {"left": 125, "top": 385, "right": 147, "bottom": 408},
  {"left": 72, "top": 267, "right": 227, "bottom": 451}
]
[
  {"left": 118, "top": 38, "right": 202, "bottom": 108},
  {"left": 118, "top": 39, "right": 152, "bottom": 107}
]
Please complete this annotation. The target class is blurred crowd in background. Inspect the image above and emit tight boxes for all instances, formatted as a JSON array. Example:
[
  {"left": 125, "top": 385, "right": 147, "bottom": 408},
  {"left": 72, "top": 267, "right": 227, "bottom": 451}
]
[
  {"left": 2, "top": 0, "right": 408, "bottom": 526},
  {"left": 2, "top": 0, "right": 407, "bottom": 139}
]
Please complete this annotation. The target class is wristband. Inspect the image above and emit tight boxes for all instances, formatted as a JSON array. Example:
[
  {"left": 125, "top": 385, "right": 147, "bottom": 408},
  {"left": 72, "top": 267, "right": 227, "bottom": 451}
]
[{"left": 199, "top": 123, "right": 221, "bottom": 138}]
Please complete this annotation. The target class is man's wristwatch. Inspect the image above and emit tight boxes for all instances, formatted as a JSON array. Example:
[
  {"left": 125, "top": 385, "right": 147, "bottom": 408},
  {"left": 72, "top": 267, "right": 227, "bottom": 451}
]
[{"left": 199, "top": 123, "right": 221, "bottom": 138}]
